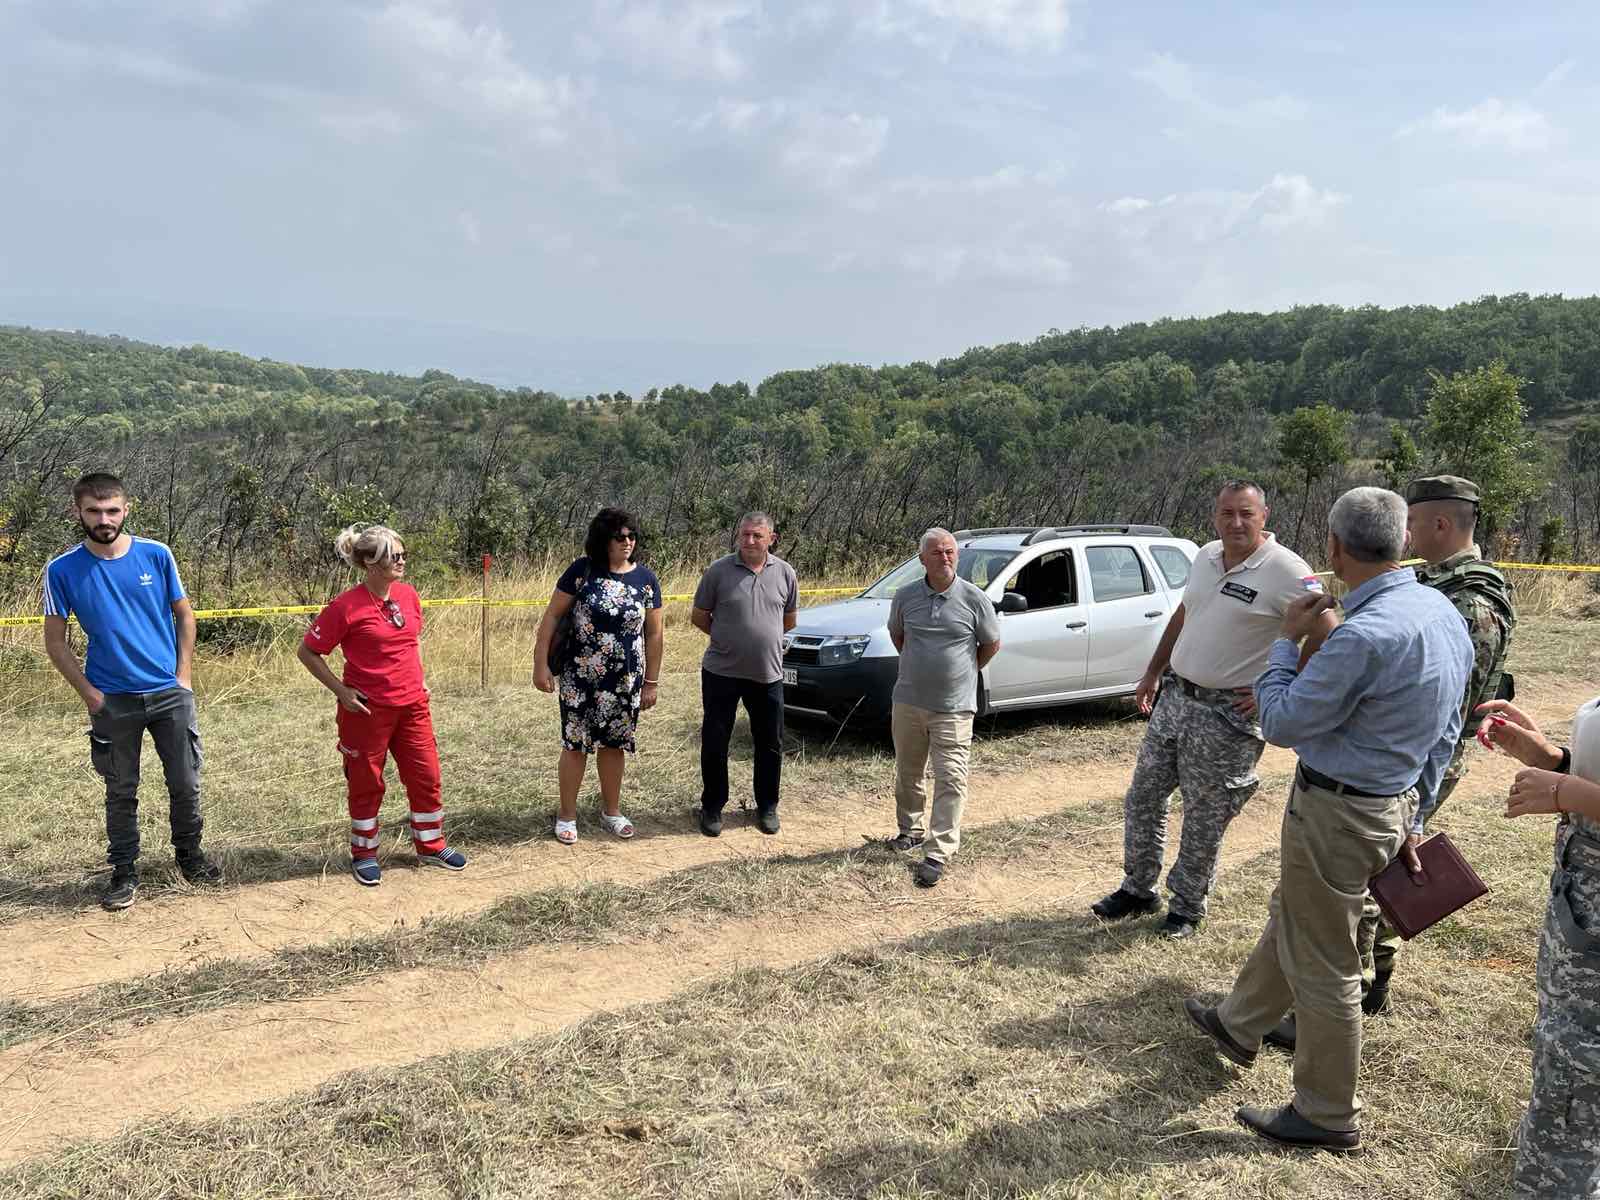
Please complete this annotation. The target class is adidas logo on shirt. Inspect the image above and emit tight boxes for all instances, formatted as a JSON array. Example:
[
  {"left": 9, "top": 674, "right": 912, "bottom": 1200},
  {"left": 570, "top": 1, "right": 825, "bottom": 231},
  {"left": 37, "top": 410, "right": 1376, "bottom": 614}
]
[{"left": 139, "top": 572, "right": 154, "bottom": 586}]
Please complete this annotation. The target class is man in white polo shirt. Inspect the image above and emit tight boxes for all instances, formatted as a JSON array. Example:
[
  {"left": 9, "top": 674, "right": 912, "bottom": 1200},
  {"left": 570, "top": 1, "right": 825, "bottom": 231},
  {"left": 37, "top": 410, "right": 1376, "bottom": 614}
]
[{"left": 1090, "top": 481, "right": 1335, "bottom": 938}]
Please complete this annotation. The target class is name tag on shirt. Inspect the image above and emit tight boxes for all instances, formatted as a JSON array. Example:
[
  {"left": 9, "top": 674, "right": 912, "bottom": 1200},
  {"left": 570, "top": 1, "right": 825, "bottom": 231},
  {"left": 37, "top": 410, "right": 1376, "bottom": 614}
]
[{"left": 1220, "top": 581, "right": 1259, "bottom": 605}]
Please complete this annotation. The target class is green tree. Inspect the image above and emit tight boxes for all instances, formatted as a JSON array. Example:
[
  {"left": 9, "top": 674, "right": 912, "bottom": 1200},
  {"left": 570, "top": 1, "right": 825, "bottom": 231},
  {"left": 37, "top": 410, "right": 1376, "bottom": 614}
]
[
  {"left": 1375, "top": 422, "right": 1422, "bottom": 492},
  {"left": 1276, "top": 404, "right": 1352, "bottom": 549},
  {"left": 1421, "top": 360, "right": 1537, "bottom": 541}
]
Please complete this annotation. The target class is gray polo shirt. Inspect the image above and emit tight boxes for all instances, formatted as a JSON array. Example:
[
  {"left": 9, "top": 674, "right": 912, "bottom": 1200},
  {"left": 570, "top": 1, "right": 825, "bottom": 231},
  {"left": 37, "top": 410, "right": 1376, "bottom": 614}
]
[
  {"left": 887, "top": 575, "right": 1001, "bottom": 714},
  {"left": 693, "top": 553, "right": 799, "bottom": 683}
]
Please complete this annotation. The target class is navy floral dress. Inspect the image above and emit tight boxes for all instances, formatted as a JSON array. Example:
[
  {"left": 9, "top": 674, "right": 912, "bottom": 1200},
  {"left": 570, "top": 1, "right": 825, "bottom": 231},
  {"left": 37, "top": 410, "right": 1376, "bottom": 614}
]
[{"left": 555, "top": 557, "right": 663, "bottom": 753}]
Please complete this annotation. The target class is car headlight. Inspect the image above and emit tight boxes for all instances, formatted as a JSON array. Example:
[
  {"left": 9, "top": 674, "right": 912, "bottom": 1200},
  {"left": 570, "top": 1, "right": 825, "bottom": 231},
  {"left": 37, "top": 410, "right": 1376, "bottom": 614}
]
[{"left": 817, "top": 634, "right": 871, "bottom": 666}]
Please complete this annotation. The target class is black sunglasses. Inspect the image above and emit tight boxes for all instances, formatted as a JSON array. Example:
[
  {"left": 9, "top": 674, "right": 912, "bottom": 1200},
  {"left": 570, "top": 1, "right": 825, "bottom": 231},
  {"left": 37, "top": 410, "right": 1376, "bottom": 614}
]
[
  {"left": 381, "top": 598, "right": 405, "bottom": 629},
  {"left": 612, "top": 531, "right": 637, "bottom": 542}
]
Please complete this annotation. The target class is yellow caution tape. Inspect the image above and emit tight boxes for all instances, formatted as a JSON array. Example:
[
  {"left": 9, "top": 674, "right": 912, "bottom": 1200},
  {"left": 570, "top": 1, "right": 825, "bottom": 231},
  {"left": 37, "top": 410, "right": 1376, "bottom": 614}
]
[{"left": 0, "top": 585, "right": 868, "bottom": 628}]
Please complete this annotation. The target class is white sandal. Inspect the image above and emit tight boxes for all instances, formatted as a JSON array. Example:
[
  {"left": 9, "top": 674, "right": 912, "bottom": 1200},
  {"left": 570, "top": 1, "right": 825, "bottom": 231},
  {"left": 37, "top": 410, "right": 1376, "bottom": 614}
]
[
  {"left": 554, "top": 817, "right": 578, "bottom": 845},
  {"left": 598, "top": 811, "right": 635, "bottom": 840}
]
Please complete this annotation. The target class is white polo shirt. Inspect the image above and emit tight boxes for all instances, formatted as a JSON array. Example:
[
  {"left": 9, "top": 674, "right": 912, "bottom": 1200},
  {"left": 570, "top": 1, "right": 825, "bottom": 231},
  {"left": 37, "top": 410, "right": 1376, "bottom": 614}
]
[{"left": 1169, "top": 533, "right": 1320, "bottom": 690}]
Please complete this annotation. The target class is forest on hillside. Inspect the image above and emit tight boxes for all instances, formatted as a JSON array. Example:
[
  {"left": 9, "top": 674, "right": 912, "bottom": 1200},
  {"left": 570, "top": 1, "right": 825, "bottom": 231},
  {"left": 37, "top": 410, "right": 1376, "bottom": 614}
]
[{"left": 2, "top": 292, "right": 1600, "bottom": 608}]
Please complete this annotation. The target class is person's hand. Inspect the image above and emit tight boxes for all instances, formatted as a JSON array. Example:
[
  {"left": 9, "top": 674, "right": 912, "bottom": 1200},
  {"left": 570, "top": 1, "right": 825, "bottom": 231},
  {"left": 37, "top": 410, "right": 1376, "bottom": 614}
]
[
  {"left": 1400, "top": 832, "right": 1424, "bottom": 879},
  {"left": 84, "top": 686, "right": 106, "bottom": 716},
  {"left": 534, "top": 664, "right": 556, "bottom": 694},
  {"left": 1280, "top": 593, "right": 1337, "bottom": 642},
  {"left": 1135, "top": 671, "right": 1160, "bottom": 715},
  {"left": 337, "top": 685, "right": 372, "bottom": 715},
  {"left": 641, "top": 681, "right": 659, "bottom": 710},
  {"left": 1507, "top": 767, "right": 1568, "bottom": 819},
  {"left": 1474, "top": 700, "right": 1560, "bottom": 769},
  {"left": 1231, "top": 687, "right": 1257, "bottom": 717},
  {"left": 176, "top": 670, "right": 192, "bottom": 692}
]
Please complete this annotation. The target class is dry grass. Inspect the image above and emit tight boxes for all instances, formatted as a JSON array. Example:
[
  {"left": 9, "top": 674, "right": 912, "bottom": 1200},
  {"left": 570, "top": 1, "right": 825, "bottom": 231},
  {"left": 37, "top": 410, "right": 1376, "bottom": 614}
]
[{"left": 0, "top": 602, "right": 1590, "bottom": 1198}]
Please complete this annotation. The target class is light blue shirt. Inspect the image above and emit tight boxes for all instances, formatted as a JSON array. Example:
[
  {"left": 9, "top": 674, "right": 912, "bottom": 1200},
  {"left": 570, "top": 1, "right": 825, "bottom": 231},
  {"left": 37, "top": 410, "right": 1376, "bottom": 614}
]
[{"left": 1255, "top": 568, "right": 1473, "bottom": 834}]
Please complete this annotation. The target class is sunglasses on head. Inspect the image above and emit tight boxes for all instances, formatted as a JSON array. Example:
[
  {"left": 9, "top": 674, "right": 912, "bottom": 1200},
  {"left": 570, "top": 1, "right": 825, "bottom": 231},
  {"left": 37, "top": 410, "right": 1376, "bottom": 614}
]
[{"left": 381, "top": 598, "right": 405, "bottom": 629}]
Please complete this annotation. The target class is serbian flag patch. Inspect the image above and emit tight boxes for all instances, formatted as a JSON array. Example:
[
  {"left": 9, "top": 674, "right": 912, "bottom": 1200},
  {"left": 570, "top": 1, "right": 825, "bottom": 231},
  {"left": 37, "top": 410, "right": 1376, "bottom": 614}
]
[{"left": 1301, "top": 575, "right": 1325, "bottom": 593}]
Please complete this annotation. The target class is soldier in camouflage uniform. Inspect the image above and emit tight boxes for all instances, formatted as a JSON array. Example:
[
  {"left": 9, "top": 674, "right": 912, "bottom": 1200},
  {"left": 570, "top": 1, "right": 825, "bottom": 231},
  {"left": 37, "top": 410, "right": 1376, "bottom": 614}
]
[
  {"left": 1477, "top": 697, "right": 1600, "bottom": 1198},
  {"left": 1359, "top": 475, "right": 1515, "bottom": 1006},
  {"left": 1091, "top": 481, "right": 1335, "bottom": 939}
]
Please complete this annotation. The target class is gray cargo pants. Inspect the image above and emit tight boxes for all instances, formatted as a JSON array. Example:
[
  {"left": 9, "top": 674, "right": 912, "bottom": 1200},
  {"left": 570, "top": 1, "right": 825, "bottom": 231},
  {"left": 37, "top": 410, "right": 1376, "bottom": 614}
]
[{"left": 88, "top": 687, "right": 204, "bottom": 869}]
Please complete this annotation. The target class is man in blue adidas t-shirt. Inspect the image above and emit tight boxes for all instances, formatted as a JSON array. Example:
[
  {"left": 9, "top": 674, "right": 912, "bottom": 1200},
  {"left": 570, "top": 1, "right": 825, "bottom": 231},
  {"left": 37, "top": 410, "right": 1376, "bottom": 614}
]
[{"left": 43, "top": 472, "right": 221, "bottom": 910}]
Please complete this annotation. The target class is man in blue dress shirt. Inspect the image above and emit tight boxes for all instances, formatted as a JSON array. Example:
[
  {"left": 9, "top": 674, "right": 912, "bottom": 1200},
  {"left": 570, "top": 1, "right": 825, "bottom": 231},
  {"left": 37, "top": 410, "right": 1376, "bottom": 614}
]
[{"left": 1184, "top": 486, "right": 1472, "bottom": 1152}]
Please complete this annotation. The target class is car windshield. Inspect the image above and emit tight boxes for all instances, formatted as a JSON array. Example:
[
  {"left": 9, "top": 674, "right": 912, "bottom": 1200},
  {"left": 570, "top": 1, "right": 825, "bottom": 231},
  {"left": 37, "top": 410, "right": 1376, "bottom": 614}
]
[{"left": 860, "top": 548, "right": 1019, "bottom": 599}]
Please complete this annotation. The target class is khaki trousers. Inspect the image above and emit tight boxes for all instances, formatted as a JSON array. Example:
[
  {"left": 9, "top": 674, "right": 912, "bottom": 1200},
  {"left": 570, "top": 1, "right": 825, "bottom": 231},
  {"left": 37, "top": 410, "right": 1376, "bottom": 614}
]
[
  {"left": 1215, "top": 771, "right": 1411, "bottom": 1131},
  {"left": 892, "top": 702, "right": 974, "bottom": 863}
]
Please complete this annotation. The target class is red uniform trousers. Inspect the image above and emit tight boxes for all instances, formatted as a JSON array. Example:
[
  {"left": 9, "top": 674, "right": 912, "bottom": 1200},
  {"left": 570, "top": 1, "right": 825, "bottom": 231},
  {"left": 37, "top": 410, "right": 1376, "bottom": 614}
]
[{"left": 335, "top": 699, "right": 445, "bottom": 859}]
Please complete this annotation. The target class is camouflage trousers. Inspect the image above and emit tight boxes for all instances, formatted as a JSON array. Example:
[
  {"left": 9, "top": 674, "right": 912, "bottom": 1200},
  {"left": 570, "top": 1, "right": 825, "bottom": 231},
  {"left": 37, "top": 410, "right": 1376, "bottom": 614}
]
[
  {"left": 1512, "top": 821, "right": 1600, "bottom": 1199},
  {"left": 1119, "top": 679, "right": 1264, "bottom": 921},
  {"left": 1357, "top": 740, "right": 1471, "bottom": 989}
]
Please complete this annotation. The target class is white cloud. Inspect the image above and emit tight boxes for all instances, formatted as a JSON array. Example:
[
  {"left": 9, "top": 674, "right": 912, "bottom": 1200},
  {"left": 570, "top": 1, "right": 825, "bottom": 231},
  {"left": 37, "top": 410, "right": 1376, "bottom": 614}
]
[
  {"left": 1103, "top": 196, "right": 1150, "bottom": 215},
  {"left": 780, "top": 111, "right": 890, "bottom": 184},
  {"left": 591, "top": 0, "right": 760, "bottom": 81},
  {"left": 1397, "top": 97, "right": 1555, "bottom": 152},
  {"left": 898, "top": 242, "right": 1072, "bottom": 286},
  {"left": 1134, "top": 52, "right": 1307, "bottom": 128},
  {"left": 862, "top": 0, "right": 1069, "bottom": 55},
  {"left": 1103, "top": 174, "right": 1346, "bottom": 240}
]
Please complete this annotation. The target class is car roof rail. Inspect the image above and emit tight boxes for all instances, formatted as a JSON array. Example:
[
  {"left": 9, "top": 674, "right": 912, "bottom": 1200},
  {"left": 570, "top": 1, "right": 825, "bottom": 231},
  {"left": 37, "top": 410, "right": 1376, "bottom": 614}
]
[
  {"left": 952, "top": 526, "right": 1044, "bottom": 540},
  {"left": 1021, "top": 523, "right": 1173, "bottom": 544}
]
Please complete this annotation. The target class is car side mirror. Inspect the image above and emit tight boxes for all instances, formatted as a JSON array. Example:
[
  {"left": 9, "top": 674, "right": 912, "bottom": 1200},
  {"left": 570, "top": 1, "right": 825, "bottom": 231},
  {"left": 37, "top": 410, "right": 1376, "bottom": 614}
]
[{"left": 997, "top": 592, "right": 1028, "bottom": 614}]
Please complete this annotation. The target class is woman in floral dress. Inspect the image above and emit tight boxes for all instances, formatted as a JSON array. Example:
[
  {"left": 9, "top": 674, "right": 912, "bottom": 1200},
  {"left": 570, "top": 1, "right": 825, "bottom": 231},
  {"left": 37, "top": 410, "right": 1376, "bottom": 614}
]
[{"left": 533, "top": 507, "right": 664, "bottom": 844}]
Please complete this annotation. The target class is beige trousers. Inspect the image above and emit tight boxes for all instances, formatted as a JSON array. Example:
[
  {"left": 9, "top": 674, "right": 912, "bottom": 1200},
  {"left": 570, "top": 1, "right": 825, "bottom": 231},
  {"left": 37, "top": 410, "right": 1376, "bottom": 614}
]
[
  {"left": 892, "top": 702, "right": 975, "bottom": 863},
  {"left": 1215, "top": 771, "right": 1411, "bottom": 1131}
]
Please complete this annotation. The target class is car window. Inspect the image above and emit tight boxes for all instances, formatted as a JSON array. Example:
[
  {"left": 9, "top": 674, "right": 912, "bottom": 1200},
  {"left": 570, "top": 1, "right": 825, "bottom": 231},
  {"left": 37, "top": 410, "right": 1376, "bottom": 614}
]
[
  {"left": 1149, "top": 545, "right": 1192, "bottom": 590},
  {"left": 1086, "top": 545, "right": 1153, "bottom": 602},
  {"left": 1002, "top": 549, "right": 1076, "bottom": 611},
  {"left": 860, "top": 548, "right": 1019, "bottom": 599}
]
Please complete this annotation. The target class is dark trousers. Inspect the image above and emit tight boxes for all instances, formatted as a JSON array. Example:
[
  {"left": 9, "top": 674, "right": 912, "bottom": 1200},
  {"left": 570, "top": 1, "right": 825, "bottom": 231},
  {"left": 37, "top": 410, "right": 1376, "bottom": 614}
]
[
  {"left": 699, "top": 669, "right": 784, "bottom": 815},
  {"left": 88, "top": 687, "right": 204, "bottom": 870}
]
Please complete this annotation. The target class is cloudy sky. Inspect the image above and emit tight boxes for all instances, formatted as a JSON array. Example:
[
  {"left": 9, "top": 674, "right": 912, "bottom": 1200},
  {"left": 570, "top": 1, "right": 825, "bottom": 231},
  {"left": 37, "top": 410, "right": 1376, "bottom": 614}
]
[{"left": 2, "top": 1, "right": 1597, "bottom": 392}]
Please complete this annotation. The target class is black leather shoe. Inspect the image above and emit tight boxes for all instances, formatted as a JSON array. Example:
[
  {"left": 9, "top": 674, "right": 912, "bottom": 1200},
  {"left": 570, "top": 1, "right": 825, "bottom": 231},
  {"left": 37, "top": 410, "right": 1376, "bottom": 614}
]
[
  {"left": 1090, "top": 888, "right": 1161, "bottom": 920},
  {"left": 698, "top": 809, "right": 722, "bottom": 838},
  {"left": 755, "top": 809, "right": 780, "bottom": 835},
  {"left": 1159, "top": 913, "right": 1200, "bottom": 940},
  {"left": 1263, "top": 1013, "right": 1296, "bottom": 1052},
  {"left": 1183, "top": 998, "right": 1257, "bottom": 1068},
  {"left": 913, "top": 858, "right": 945, "bottom": 888},
  {"left": 1236, "top": 1103, "right": 1359, "bottom": 1152},
  {"left": 1362, "top": 972, "right": 1391, "bottom": 1016},
  {"left": 886, "top": 832, "right": 924, "bottom": 852}
]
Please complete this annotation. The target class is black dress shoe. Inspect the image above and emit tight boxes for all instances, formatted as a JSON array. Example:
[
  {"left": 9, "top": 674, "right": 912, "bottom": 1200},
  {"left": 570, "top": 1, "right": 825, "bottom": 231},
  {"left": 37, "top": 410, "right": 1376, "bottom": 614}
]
[
  {"left": 698, "top": 809, "right": 722, "bottom": 838},
  {"left": 1362, "top": 973, "right": 1391, "bottom": 1016},
  {"left": 913, "top": 857, "right": 945, "bottom": 888},
  {"left": 1182, "top": 998, "right": 1257, "bottom": 1068},
  {"left": 1090, "top": 888, "right": 1162, "bottom": 920},
  {"left": 1158, "top": 913, "right": 1200, "bottom": 940},
  {"left": 1236, "top": 1103, "right": 1359, "bottom": 1152},
  {"left": 1263, "top": 1013, "right": 1296, "bottom": 1052},
  {"left": 755, "top": 809, "right": 780, "bottom": 835}
]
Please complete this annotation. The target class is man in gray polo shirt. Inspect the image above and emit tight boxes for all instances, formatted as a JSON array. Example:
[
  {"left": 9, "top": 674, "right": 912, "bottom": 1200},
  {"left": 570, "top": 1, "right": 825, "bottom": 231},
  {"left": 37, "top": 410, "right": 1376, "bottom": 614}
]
[
  {"left": 691, "top": 512, "right": 799, "bottom": 837},
  {"left": 886, "top": 527, "right": 1002, "bottom": 888}
]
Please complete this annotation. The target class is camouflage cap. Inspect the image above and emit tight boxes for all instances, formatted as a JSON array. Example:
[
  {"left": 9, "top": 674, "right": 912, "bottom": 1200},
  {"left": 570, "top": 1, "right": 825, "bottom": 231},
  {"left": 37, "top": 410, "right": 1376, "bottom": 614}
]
[{"left": 1405, "top": 474, "right": 1480, "bottom": 506}]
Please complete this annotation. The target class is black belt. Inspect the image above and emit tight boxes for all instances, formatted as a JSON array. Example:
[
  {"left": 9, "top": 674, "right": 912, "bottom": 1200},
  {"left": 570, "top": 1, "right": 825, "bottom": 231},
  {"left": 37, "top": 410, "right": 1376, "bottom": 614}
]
[
  {"left": 1171, "top": 674, "right": 1225, "bottom": 700},
  {"left": 1297, "top": 763, "right": 1395, "bottom": 800}
]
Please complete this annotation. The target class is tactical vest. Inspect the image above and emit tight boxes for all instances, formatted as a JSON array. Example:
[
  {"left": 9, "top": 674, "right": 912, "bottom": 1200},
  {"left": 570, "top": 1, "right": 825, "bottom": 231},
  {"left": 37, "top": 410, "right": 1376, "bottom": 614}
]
[{"left": 1422, "top": 557, "right": 1516, "bottom": 713}]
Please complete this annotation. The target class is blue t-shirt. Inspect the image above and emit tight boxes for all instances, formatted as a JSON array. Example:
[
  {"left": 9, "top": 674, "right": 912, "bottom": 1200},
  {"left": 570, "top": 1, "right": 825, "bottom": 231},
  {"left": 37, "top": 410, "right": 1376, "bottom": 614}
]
[{"left": 43, "top": 538, "right": 188, "bottom": 694}]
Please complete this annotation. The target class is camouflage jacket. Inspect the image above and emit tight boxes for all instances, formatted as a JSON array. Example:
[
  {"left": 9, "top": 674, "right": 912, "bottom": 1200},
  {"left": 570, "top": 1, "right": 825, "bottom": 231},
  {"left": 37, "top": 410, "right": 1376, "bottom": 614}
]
[{"left": 1416, "top": 550, "right": 1516, "bottom": 741}]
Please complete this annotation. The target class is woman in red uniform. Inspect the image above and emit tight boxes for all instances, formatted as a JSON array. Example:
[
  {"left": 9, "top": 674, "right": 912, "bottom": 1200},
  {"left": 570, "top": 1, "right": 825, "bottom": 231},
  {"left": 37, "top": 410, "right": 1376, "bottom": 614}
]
[{"left": 297, "top": 523, "right": 467, "bottom": 886}]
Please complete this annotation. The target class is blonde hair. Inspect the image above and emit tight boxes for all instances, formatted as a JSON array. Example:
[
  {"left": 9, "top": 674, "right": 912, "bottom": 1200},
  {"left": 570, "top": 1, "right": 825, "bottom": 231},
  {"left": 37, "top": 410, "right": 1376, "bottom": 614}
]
[{"left": 334, "top": 523, "right": 402, "bottom": 568}]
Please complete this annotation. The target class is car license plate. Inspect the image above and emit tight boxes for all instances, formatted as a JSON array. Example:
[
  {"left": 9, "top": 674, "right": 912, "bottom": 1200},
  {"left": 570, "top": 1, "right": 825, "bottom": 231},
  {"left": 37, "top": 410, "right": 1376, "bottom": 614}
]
[{"left": 782, "top": 668, "right": 798, "bottom": 686}]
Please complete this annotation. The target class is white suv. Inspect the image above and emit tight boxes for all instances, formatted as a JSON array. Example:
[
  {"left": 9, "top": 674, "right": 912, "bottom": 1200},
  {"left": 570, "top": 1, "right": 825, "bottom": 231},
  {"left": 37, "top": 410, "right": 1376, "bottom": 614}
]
[{"left": 782, "top": 525, "right": 1199, "bottom": 725}]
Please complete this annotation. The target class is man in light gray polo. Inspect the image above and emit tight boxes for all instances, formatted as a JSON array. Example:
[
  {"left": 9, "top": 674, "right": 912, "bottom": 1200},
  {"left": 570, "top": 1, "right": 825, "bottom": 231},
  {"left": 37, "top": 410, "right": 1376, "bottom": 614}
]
[
  {"left": 886, "top": 527, "right": 1001, "bottom": 888},
  {"left": 691, "top": 512, "right": 799, "bottom": 837}
]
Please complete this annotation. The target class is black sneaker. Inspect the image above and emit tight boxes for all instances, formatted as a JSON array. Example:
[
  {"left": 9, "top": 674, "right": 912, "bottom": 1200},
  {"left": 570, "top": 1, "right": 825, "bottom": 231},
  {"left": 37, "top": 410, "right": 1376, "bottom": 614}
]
[
  {"left": 755, "top": 809, "right": 780, "bottom": 835},
  {"left": 698, "top": 808, "right": 722, "bottom": 838},
  {"left": 1090, "top": 888, "right": 1161, "bottom": 920},
  {"left": 102, "top": 868, "right": 138, "bottom": 911},
  {"left": 177, "top": 851, "right": 223, "bottom": 885}
]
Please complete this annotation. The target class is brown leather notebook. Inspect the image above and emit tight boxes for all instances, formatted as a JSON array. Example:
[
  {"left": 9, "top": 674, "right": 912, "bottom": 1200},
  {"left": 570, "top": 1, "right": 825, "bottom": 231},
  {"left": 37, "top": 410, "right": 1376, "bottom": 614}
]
[{"left": 1368, "top": 832, "right": 1490, "bottom": 940}]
